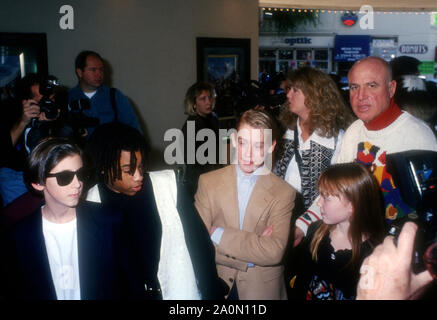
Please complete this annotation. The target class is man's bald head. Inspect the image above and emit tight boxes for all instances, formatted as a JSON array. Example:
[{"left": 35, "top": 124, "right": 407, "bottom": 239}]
[
  {"left": 347, "top": 56, "right": 397, "bottom": 123},
  {"left": 348, "top": 56, "right": 393, "bottom": 84}
]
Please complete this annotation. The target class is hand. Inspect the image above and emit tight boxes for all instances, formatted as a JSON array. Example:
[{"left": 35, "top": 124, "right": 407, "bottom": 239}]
[
  {"left": 293, "top": 227, "right": 304, "bottom": 247},
  {"left": 21, "top": 99, "right": 41, "bottom": 124},
  {"left": 261, "top": 225, "right": 273, "bottom": 237},
  {"left": 357, "top": 222, "right": 433, "bottom": 300}
]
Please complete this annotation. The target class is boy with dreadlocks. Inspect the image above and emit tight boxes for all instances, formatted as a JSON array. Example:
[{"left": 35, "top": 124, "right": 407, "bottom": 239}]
[{"left": 83, "top": 122, "right": 226, "bottom": 300}]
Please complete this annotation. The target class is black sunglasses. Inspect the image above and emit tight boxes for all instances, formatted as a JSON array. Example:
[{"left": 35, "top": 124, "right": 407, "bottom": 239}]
[{"left": 46, "top": 167, "right": 87, "bottom": 186}]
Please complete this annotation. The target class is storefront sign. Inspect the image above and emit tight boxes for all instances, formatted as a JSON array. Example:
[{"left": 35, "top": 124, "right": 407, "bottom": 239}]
[
  {"left": 259, "top": 36, "right": 333, "bottom": 48},
  {"left": 334, "top": 35, "right": 370, "bottom": 62},
  {"left": 399, "top": 44, "right": 428, "bottom": 54},
  {"left": 284, "top": 37, "right": 312, "bottom": 46}
]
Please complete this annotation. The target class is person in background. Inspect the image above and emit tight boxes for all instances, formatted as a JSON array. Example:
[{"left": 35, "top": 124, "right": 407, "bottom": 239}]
[
  {"left": 292, "top": 163, "right": 386, "bottom": 300},
  {"left": 181, "top": 81, "right": 221, "bottom": 198},
  {"left": 83, "top": 122, "right": 226, "bottom": 300},
  {"left": 68, "top": 50, "right": 142, "bottom": 138},
  {"left": 0, "top": 74, "right": 59, "bottom": 207},
  {"left": 394, "top": 75, "right": 437, "bottom": 137},
  {"left": 195, "top": 109, "right": 295, "bottom": 300},
  {"left": 390, "top": 55, "right": 437, "bottom": 136},
  {"left": 293, "top": 57, "right": 437, "bottom": 247}
]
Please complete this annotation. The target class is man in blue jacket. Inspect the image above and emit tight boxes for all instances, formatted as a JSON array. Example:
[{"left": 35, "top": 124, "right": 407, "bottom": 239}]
[{"left": 68, "top": 50, "right": 142, "bottom": 138}]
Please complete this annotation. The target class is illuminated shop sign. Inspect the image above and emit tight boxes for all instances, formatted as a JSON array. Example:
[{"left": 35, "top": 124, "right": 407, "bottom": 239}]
[
  {"left": 399, "top": 44, "right": 428, "bottom": 54},
  {"left": 284, "top": 37, "right": 312, "bottom": 46},
  {"left": 334, "top": 35, "right": 370, "bottom": 62},
  {"left": 341, "top": 12, "right": 358, "bottom": 27}
]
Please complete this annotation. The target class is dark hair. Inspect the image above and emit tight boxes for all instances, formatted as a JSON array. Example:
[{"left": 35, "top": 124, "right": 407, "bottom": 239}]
[
  {"left": 390, "top": 55, "right": 420, "bottom": 80},
  {"left": 24, "top": 137, "right": 82, "bottom": 193},
  {"left": 83, "top": 122, "right": 148, "bottom": 189},
  {"left": 310, "top": 162, "right": 386, "bottom": 268},
  {"left": 13, "top": 73, "right": 43, "bottom": 100},
  {"left": 75, "top": 50, "right": 103, "bottom": 71},
  {"left": 394, "top": 75, "right": 436, "bottom": 124}
]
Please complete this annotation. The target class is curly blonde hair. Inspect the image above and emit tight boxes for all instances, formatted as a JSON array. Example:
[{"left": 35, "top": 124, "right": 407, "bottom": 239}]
[{"left": 279, "top": 67, "right": 353, "bottom": 138}]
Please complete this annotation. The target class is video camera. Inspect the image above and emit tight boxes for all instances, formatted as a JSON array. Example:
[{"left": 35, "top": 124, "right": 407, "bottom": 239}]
[
  {"left": 386, "top": 150, "right": 437, "bottom": 273},
  {"left": 67, "top": 98, "right": 99, "bottom": 136},
  {"left": 35, "top": 75, "right": 99, "bottom": 135},
  {"left": 38, "top": 75, "right": 61, "bottom": 120},
  {"left": 25, "top": 75, "right": 99, "bottom": 151}
]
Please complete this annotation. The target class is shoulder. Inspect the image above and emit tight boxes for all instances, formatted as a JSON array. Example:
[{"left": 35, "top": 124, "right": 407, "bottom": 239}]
[
  {"left": 389, "top": 112, "right": 437, "bottom": 149},
  {"left": 268, "top": 171, "right": 293, "bottom": 190},
  {"left": 67, "top": 84, "right": 83, "bottom": 97},
  {"left": 398, "top": 112, "right": 435, "bottom": 134},
  {"left": 199, "top": 165, "right": 232, "bottom": 182},
  {"left": 108, "top": 86, "right": 129, "bottom": 100},
  {"left": 305, "top": 221, "right": 323, "bottom": 241},
  {"left": 265, "top": 171, "right": 296, "bottom": 199},
  {"left": 343, "top": 119, "right": 364, "bottom": 136},
  {"left": 183, "top": 115, "right": 198, "bottom": 124},
  {"left": 7, "top": 209, "right": 42, "bottom": 242},
  {"left": 68, "top": 84, "right": 81, "bottom": 92}
]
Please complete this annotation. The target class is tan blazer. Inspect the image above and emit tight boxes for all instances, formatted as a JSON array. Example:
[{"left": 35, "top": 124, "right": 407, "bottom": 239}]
[{"left": 195, "top": 165, "right": 296, "bottom": 300}]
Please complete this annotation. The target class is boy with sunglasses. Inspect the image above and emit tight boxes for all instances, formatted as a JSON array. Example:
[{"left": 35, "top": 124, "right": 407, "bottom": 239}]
[{"left": 1, "top": 138, "right": 142, "bottom": 300}]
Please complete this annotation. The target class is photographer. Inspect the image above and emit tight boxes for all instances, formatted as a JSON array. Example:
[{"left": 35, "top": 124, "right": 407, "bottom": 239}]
[{"left": 0, "top": 74, "right": 60, "bottom": 206}]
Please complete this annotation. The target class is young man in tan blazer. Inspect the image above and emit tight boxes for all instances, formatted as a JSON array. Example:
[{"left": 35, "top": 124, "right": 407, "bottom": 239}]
[{"left": 195, "top": 109, "right": 296, "bottom": 300}]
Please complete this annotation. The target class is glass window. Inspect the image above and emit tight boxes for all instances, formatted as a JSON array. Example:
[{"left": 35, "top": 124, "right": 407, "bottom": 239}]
[
  {"left": 279, "top": 61, "right": 290, "bottom": 73},
  {"left": 314, "top": 49, "right": 328, "bottom": 61},
  {"left": 313, "top": 61, "right": 328, "bottom": 70},
  {"left": 279, "top": 50, "right": 293, "bottom": 59},
  {"left": 296, "top": 49, "right": 312, "bottom": 61},
  {"left": 259, "top": 49, "right": 276, "bottom": 58}
]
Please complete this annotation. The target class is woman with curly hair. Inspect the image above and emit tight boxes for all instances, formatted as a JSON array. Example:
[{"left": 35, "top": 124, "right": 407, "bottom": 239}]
[
  {"left": 275, "top": 67, "right": 353, "bottom": 210},
  {"left": 275, "top": 67, "right": 353, "bottom": 209},
  {"left": 273, "top": 67, "right": 354, "bottom": 295}
]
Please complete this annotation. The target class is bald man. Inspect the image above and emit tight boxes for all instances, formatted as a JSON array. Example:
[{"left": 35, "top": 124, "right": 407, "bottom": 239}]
[{"left": 294, "top": 57, "right": 437, "bottom": 245}]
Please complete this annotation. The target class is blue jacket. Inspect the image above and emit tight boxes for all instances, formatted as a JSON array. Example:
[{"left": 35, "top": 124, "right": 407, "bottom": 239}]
[{"left": 68, "top": 84, "right": 142, "bottom": 137}]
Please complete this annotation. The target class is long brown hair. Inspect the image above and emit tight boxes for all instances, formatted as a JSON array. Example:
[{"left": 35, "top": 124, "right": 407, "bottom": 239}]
[
  {"left": 279, "top": 66, "right": 353, "bottom": 138},
  {"left": 310, "top": 163, "right": 386, "bottom": 268}
]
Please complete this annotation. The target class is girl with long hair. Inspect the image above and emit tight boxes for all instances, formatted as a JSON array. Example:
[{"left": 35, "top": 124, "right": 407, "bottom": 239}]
[{"left": 293, "top": 162, "right": 386, "bottom": 300}]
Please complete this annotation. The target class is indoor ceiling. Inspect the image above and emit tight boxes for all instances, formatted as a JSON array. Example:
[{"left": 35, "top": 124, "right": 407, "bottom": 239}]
[{"left": 259, "top": 0, "right": 437, "bottom": 11}]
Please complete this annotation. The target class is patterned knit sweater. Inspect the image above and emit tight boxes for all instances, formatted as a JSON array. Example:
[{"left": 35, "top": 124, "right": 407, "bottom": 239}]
[{"left": 296, "top": 111, "right": 437, "bottom": 234}]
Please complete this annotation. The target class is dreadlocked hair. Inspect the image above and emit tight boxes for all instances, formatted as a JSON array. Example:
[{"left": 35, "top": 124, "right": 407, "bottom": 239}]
[{"left": 83, "top": 122, "right": 148, "bottom": 191}]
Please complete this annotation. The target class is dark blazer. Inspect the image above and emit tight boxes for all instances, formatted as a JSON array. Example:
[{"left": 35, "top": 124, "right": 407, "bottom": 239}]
[{"left": 1, "top": 201, "right": 142, "bottom": 300}]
